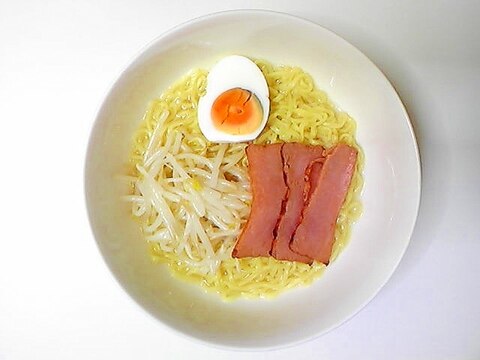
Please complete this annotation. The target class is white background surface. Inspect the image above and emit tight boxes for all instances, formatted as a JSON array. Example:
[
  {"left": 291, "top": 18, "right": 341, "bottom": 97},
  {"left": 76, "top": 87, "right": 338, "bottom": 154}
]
[{"left": 1, "top": 1, "right": 479, "bottom": 359}]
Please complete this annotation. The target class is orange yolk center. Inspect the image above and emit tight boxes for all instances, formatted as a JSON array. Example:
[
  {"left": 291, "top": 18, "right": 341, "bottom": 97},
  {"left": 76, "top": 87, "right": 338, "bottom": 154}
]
[{"left": 211, "top": 88, "right": 263, "bottom": 135}]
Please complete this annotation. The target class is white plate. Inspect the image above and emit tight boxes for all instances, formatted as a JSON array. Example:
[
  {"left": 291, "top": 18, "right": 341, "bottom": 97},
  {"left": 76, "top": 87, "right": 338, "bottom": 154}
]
[{"left": 85, "top": 10, "right": 421, "bottom": 350}]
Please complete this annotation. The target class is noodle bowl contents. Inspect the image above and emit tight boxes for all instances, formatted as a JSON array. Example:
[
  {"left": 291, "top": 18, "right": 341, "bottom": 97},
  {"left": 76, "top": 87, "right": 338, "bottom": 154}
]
[{"left": 126, "top": 57, "right": 364, "bottom": 300}]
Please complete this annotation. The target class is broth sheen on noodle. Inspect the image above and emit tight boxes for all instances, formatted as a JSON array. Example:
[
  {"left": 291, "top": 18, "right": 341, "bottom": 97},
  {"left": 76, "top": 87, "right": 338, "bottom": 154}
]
[{"left": 127, "top": 60, "right": 364, "bottom": 300}]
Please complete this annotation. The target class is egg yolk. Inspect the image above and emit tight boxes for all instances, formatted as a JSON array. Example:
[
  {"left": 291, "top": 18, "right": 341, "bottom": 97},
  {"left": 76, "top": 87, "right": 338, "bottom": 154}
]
[{"left": 211, "top": 88, "right": 263, "bottom": 135}]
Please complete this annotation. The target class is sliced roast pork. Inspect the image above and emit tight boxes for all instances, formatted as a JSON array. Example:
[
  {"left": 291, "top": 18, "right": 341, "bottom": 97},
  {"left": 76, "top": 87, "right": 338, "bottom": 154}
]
[
  {"left": 232, "top": 143, "right": 287, "bottom": 258},
  {"left": 290, "top": 144, "right": 357, "bottom": 264},
  {"left": 271, "top": 143, "right": 324, "bottom": 263}
]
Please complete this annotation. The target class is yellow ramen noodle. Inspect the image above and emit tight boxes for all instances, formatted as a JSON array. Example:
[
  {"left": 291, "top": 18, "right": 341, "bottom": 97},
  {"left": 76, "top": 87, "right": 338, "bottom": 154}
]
[{"left": 127, "top": 59, "right": 364, "bottom": 300}]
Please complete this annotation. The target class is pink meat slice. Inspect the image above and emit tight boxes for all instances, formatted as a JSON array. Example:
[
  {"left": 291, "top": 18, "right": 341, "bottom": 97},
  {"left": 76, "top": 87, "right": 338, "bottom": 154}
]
[
  {"left": 271, "top": 143, "right": 325, "bottom": 263},
  {"left": 290, "top": 144, "right": 357, "bottom": 264},
  {"left": 304, "top": 161, "right": 324, "bottom": 204},
  {"left": 233, "top": 143, "right": 287, "bottom": 258}
]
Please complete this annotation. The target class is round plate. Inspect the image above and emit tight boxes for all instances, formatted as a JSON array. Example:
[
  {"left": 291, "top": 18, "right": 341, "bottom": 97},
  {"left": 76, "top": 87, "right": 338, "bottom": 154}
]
[{"left": 85, "top": 10, "right": 421, "bottom": 350}]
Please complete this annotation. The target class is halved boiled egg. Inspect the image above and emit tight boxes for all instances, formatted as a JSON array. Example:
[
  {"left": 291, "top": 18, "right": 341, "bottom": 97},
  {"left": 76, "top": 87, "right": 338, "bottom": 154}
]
[{"left": 198, "top": 55, "right": 270, "bottom": 143}]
